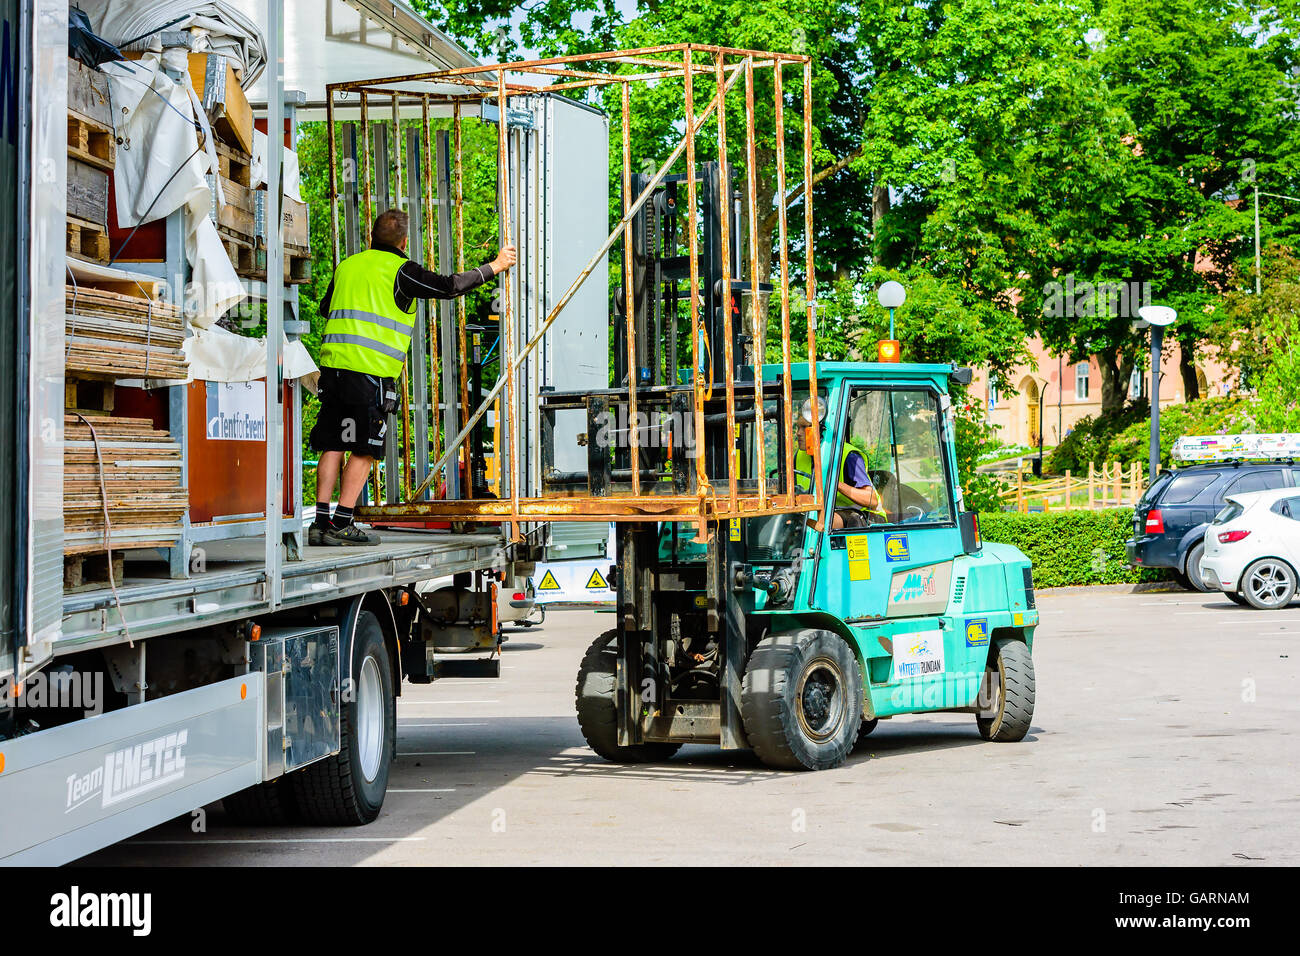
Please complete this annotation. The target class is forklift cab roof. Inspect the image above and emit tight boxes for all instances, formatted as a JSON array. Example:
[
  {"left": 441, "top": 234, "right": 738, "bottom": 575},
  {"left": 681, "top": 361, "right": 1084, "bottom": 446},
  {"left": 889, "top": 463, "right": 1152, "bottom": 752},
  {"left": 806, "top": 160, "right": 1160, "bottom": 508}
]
[{"left": 766, "top": 362, "right": 969, "bottom": 388}]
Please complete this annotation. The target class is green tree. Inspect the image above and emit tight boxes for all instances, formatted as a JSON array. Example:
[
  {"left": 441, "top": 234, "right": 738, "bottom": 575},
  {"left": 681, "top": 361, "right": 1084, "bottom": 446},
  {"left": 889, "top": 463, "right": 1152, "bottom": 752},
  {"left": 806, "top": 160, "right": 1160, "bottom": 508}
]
[{"left": 1019, "top": 0, "right": 1300, "bottom": 414}]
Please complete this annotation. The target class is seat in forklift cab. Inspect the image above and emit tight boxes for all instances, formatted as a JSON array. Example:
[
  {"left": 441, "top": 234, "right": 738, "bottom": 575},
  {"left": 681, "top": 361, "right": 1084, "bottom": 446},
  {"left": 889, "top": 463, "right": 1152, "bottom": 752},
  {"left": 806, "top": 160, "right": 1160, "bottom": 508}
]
[{"left": 870, "top": 470, "right": 934, "bottom": 523}]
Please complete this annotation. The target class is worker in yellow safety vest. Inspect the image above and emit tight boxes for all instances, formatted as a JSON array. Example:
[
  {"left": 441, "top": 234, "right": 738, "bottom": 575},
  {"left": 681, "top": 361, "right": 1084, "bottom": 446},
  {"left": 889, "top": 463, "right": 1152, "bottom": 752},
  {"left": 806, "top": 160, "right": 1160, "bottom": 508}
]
[
  {"left": 794, "top": 420, "right": 887, "bottom": 529},
  {"left": 309, "top": 209, "right": 516, "bottom": 546}
]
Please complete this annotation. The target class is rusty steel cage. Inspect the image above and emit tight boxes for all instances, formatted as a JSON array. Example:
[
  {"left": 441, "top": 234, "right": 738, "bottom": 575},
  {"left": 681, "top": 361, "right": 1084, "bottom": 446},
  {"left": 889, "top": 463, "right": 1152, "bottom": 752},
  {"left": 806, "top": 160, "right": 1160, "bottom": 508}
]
[{"left": 325, "top": 45, "right": 824, "bottom": 538}]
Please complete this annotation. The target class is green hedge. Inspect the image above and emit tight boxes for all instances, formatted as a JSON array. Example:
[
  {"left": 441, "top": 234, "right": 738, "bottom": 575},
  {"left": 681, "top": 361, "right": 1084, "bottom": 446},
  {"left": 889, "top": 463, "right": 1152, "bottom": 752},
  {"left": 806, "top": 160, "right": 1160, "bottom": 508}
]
[{"left": 979, "top": 509, "right": 1169, "bottom": 587}]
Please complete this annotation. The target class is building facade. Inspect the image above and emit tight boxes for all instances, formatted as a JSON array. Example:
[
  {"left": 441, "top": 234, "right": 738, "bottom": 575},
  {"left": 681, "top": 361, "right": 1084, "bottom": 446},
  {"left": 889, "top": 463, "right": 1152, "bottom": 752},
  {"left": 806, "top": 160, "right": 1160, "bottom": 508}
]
[{"left": 973, "top": 338, "right": 1234, "bottom": 449}]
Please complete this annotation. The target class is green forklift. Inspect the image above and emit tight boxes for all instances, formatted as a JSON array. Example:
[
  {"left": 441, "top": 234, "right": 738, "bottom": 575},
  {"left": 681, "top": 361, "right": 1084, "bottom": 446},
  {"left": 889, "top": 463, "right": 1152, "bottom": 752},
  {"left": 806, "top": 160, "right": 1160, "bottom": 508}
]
[{"left": 554, "top": 165, "right": 1038, "bottom": 771}]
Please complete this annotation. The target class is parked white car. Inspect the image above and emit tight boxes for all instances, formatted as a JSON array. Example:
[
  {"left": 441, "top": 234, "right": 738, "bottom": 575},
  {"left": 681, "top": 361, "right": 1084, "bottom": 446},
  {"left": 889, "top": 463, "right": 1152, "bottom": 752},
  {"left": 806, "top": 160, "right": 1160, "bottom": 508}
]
[{"left": 1200, "top": 487, "right": 1300, "bottom": 609}]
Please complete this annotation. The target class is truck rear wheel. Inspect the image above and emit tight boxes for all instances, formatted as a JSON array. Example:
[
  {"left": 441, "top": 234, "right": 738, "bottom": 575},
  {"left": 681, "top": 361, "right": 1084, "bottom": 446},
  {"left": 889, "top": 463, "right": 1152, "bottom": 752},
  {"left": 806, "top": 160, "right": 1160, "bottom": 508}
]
[
  {"left": 293, "top": 611, "right": 395, "bottom": 824},
  {"left": 223, "top": 778, "right": 298, "bottom": 825},
  {"left": 976, "top": 639, "right": 1035, "bottom": 742},
  {"left": 741, "top": 629, "right": 863, "bottom": 771},
  {"left": 575, "top": 631, "right": 681, "bottom": 763}
]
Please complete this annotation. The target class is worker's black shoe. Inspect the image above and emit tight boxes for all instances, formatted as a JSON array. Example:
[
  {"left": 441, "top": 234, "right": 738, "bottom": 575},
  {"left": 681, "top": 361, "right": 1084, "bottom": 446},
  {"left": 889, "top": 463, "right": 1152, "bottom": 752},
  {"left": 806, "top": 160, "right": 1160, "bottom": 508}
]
[
  {"left": 323, "top": 523, "right": 380, "bottom": 546},
  {"left": 307, "top": 524, "right": 329, "bottom": 546}
]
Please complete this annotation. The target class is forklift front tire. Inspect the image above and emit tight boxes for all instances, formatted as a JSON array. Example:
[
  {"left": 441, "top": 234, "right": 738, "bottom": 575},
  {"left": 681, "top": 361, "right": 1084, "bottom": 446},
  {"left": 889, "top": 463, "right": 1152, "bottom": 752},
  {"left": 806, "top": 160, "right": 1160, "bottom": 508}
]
[
  {"left": 741, "top": 629, "right": 863, "bottom": 771},
  {"left": 575, "top": 631, "right": 682, "bottom": 763},
  {"left": 976, "top": 639, "right": 1035, "bottom": 742}
]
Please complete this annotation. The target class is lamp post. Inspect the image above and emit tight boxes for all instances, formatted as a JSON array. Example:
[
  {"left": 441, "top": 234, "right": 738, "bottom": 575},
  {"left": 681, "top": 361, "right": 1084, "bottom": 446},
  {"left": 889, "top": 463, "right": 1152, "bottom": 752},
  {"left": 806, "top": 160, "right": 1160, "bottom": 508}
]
[
  {"left": 875, "top": 280, "right": 906, "bottom": 362},
  {"left": 1253, "top": 188, "right": 1300, "bottom": 295},
  {"left": 1136, "top": 305, "right": 1177, "bottom": 483}
]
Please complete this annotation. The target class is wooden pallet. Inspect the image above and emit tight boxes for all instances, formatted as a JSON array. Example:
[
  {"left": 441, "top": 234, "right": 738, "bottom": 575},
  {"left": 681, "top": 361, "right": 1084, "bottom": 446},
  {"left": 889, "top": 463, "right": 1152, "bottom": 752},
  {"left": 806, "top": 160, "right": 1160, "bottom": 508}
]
[
  {"left": 67, "top": 215, "right": 111, "bottom": 263},
  {"left": 65, "top": 377, "right": 116, "bottom": 416},
  {"left": 67, "top": 113, "right": 115, "bottom": 172},
  {"left": 216, "top": 141, "right": 252, "bottom": 188},
  {"left": 63, "top": 550, "right": 126, "bottom": 592},
  {"left": 65, "top": 285, "right": 188, "bottom": 381},
  {"left": 220, "top": 228, "right": 257, "bottom": 276},
  {"left": 63, "top": 414, "right": 186, "bottom": 556},
  {"left": 251, "top": 246, "right": 314, "bottom": 284}
]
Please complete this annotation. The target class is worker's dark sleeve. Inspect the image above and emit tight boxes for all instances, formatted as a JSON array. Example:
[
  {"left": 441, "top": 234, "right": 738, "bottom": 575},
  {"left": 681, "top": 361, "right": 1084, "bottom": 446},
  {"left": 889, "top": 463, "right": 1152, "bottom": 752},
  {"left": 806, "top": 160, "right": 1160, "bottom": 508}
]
[
  {"left": 318, "top": 277, "right": 335, "bottom": 319},
  {"left": 396, "top": 259, "right": 497, "bottom": 301}
]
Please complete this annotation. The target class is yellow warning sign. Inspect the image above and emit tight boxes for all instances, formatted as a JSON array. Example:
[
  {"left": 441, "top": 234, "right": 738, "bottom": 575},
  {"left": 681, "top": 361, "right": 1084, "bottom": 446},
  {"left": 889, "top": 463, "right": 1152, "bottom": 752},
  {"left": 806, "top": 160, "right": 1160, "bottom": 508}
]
[
  {"left": 585, "top": 567, "right": 609, "bottom": 590},
  {"left": 729, "top": 519, "right": 741, "bottom": 542},
  {"left": 847, "top": 535, "right": 871, "bottom": 581},
  {"left": 538, "top": 569, "right": 561, "bottom": 591}
]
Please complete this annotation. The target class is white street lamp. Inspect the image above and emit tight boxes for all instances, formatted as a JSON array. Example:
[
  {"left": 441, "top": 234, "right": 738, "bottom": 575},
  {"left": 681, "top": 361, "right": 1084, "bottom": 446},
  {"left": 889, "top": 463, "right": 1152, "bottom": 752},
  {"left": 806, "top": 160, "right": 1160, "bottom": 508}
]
[
  {"left": 1137, "top": 305, "right": 1177, "bottom": 482},
  {"left": 876, "top": 280, "right": 906, "bottom": 339}
]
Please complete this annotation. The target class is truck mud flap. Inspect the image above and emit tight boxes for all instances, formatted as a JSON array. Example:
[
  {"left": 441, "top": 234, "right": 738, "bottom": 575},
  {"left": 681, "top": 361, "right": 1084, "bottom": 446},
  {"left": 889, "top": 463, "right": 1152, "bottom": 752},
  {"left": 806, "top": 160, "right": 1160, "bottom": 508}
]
[{"left": 0, "top": 675, "right": 263, "bottom": 866}]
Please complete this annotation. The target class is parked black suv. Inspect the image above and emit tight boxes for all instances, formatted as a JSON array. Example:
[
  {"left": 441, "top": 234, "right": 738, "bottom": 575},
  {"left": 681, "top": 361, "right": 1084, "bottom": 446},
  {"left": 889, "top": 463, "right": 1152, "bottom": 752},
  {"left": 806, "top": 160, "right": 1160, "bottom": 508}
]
[{"left": 1126, "top": 462, "right": 1300, "bottom": 590}]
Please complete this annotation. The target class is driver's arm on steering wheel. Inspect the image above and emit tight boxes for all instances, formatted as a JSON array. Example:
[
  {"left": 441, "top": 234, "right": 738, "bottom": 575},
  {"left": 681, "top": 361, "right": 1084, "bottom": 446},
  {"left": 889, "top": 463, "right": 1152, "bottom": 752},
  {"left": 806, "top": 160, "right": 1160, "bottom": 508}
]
[{"left": 836, "top": 480, "right": 882, "bottom": 512}]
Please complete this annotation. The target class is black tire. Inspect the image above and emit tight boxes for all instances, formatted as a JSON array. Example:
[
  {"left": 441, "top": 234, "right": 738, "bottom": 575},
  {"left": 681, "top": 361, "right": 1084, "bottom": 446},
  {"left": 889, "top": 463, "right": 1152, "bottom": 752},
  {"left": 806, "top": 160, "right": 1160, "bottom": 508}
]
[
  {"left": 1226, "top": 590, "right": 1250, "bottom": 606},
  {"left": 222, "top": 778, "right": 298, "bottom": 825},
  {"left": 854, "top": 717, "right": 879, "bottom": 750},
  {"left": 575, "top": 630, "right": 681, "bottom": 763},
  {"left": 1172, "top": 569, "right": 1194, "bottom": 591},
  {"left": 1240, "top": 558, "right": 1298, "bottom": 610},
  {"left": 1183, "top": 541, "right": 1210, "bottom": 592},
  {"left": 976, "top": 639, "right": 1035, "bottom": 742},
  {"left": 741, "top": 629, "right": 863, "bottom": 771},
  {"left": 293, "top": 611, "right": 395, "bottom": 824}
]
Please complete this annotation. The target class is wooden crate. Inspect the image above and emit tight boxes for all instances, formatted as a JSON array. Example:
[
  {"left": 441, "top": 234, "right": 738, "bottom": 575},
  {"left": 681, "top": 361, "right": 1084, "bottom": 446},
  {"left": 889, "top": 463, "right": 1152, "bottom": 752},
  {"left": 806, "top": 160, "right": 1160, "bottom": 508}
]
[
  {"left": 189, "top": 52, "right": 253, "bottom": 154},
  {"left": 67, "top": 157, "right": 109, "bottom": 229},
  {"left": 68, "top": 57, "right": 113, "bottom": 128},
  {"left": 208, "top": 172, "right": 256, "bottom": 240}
]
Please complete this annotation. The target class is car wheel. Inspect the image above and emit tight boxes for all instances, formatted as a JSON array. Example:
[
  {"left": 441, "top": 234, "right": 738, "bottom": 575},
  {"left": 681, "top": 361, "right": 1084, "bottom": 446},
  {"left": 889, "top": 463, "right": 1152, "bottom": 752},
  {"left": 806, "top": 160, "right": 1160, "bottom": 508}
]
[
  {"left": 1226, "top": 590, "right": 1249, "bottom": 607},
  {"left": 1241, "top": 558, "right": 1298, "bottom": 610},
  {"left": 1183, "top": 541, "right": 1210, "bottom": 592}
]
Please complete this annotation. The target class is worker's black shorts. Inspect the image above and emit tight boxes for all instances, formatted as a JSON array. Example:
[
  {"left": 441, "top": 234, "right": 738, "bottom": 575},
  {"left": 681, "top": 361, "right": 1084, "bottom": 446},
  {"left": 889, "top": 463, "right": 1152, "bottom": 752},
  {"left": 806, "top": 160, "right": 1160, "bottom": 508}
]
[{"left": 309, "top": 367, "right": 397, "bottom": 458}]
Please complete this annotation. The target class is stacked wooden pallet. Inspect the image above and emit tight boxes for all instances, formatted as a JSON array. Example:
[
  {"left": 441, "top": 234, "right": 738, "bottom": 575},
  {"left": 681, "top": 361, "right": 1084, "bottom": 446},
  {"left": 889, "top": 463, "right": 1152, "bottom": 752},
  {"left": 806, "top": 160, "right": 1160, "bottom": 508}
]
[
  {"left": 253, "top": 193, "right": 313, "bottom": 284},
  {"left": 67, "top": 58, "right": 115, "bottom": 263},
  {"left": 65, "top": 284, "right": 188, "bottom": 381},
  {"left": 62, "top": 414, "right": 187, "bottom": 565}
]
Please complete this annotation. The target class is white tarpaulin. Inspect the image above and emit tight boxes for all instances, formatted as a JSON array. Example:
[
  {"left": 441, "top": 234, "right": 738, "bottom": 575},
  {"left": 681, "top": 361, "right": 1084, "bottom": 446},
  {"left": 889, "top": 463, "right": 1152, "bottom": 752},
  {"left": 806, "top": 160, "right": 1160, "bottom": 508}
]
[
  {"left": 100, "top": 52, "right": 244, "bottom": 329},
  {"left": 86, "top": 0, "right": 268, "bottom": 86},
  {"left": 250, "top": 129, "right": 303, "bottom": 201},
  {"left": 184, "top": 325, "right": 320, "bottom": 391}
]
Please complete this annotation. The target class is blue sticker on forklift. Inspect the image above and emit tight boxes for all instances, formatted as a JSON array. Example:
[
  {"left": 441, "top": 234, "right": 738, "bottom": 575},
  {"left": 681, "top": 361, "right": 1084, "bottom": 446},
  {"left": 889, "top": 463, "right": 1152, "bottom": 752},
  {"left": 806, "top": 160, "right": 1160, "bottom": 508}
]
[
  {"left": 884, "top": 533, "right": 910, "bottom": 562},
  {"left": 965, "top": 618, "right": 989, "bottom": 647}
]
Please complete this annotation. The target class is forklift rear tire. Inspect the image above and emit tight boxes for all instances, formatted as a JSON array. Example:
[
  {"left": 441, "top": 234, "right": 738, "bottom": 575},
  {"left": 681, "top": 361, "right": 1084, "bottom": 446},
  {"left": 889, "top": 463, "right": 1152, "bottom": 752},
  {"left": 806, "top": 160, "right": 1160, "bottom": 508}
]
[
  {"left": 293, "top": 611, "right": 395, "bottom": 824},
  {"left": 741, "top": 629, "right": 863, "bottom": 771},
  {"left": 976, "top": 639, "right": 1035, "bottom": 742},
  {"left": 575, "top": 631, "right": 682, "bottom": 763},
  {"left": 854, "top": 718, "right": 879, "bottom": 749}
]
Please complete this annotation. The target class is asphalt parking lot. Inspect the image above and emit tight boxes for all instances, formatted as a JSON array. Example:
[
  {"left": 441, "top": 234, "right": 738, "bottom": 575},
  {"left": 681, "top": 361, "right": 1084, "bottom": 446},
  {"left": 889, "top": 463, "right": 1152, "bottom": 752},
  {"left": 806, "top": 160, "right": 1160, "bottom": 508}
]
[{"left": 82, "top": 586, "right": 1299, "bottom": 866}]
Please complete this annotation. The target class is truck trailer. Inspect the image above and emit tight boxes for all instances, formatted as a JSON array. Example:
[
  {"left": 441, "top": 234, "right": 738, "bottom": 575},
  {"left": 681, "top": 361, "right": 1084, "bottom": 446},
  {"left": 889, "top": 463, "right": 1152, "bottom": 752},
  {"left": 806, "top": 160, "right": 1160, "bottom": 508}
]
[{"left": 0, "top": 0, "right": 606, "bottom": 865}]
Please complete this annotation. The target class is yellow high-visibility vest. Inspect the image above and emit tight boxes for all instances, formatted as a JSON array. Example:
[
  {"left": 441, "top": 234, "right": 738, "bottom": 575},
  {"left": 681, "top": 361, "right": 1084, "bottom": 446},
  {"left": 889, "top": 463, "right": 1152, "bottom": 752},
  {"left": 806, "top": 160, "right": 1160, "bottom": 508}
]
[
  {"left": 319, "top": 249, "right": 415, "bottom": 378},
  {"left": 796, "top": 443, "right": 886, "bottom": 518}
]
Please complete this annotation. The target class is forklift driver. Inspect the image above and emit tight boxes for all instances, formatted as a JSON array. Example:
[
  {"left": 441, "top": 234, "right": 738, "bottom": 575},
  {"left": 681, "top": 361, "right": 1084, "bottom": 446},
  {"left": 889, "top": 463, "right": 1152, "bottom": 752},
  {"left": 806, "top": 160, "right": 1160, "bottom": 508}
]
[
  {"left": 794, "top": 419, "right": 886, "bottom": 530},
  {"left": 309, "top": 209, "right": 516, "bottom": 546}
]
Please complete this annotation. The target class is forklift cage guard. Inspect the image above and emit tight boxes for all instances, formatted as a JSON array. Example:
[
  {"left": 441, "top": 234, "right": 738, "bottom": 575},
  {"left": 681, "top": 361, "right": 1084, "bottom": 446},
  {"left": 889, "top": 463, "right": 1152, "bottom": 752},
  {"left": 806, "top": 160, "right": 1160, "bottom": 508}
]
[{"left": 325, "top": 44, "right": 825, "bottom": 538}]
